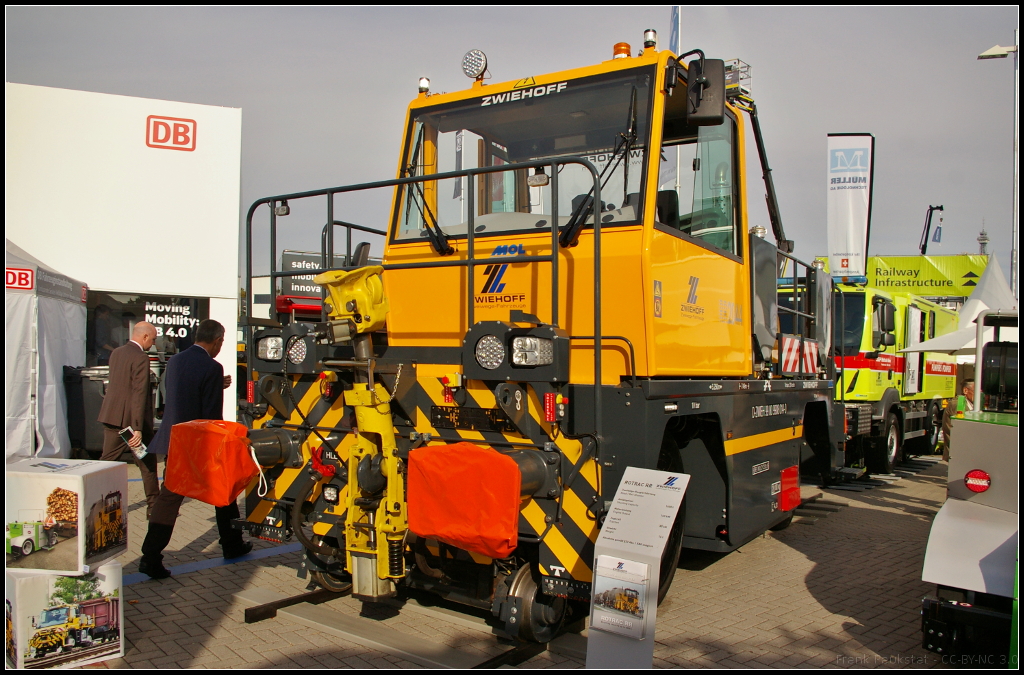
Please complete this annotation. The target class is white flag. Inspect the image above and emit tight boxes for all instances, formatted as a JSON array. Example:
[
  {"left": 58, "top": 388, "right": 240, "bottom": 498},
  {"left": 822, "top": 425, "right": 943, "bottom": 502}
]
[
  {"left": 826, "top": 133, "right": 875, "bottom": 277},
  {"left": 669, "top": 6, "right": 680, "bottom": 54}
]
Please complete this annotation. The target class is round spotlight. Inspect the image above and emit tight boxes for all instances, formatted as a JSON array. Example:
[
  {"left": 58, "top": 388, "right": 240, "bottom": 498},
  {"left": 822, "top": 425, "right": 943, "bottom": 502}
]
[
  {"left": 462, "top": 49, "right": 488, "bottom": 79},
  {"left": 475, "top": 335, "right": 505, "bottom": 370},
  {"left": 418, "top": 77, "right": 431, "bottom": 94},
  {"left": 287, "top": 338, "right": 307, "bottom": 365},
  {"left": 643, "top": 29, "right": 657, "bottom": 49}
]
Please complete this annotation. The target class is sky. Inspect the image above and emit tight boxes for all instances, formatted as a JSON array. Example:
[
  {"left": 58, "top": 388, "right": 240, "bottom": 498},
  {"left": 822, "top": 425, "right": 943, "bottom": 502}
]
[{"left": 6, "top": 7, "right": 1018, "bottom": 284}]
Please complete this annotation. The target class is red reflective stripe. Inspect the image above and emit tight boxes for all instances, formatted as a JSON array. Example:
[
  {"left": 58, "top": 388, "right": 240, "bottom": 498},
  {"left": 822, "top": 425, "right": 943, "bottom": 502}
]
[{"left": 834, "top": 352, "right": 905, "bottom": 371}]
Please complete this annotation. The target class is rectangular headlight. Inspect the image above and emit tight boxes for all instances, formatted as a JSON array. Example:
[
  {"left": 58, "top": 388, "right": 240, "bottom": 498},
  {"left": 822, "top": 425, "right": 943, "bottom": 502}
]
[
  {"left": 258, "top": 336, "right": 284, "bottom": 361},
  {"left": 512, "top": 336, "right": 553, "bottom": 366}
]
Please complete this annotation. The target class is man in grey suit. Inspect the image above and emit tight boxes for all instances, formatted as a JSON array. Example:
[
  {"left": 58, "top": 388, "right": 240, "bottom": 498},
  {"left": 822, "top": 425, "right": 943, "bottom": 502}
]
[
  {"left": 139, "top": 319, "right": 251, "bottom": 579},
  {"left": 97, "top": 321, "right": 160, "bottom": 518}
]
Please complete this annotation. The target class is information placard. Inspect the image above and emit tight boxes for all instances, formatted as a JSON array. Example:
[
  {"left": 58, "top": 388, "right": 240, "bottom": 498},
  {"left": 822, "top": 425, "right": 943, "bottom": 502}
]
[
  {"left": 586, "top": 467, "right": 689, "bottom": 668},
  {"left": 595, "top": 468, "right": 689, "bottom": 559}
]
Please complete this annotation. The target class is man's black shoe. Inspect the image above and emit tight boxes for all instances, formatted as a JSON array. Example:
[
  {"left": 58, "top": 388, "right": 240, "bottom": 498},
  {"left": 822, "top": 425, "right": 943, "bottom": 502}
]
[
  {"left": 223, "top": 541, "right": 253, "bottom": 560},
  {"left": 138, "top": 560, "right": 172, "bottom": 579}
]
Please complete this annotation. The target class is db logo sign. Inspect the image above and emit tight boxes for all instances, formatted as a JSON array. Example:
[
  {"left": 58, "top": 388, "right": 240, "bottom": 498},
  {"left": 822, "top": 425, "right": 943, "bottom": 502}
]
[
  {"left": 146, "top": 115, "right": 196, "bottom": 151},
  {"left": 6, "top": 267, "right": 35, "bottom": 290}
]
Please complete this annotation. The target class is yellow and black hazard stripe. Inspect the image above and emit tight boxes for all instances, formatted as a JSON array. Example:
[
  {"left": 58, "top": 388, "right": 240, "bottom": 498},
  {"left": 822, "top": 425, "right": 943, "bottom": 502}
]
[
  {"left": 246, "top": 366, "right": 602, "bottom": 597},
  {"left": 246, "top": 374, "right": 353, "bottom": 537},
  {"left": 404, "top": 366, "right": 601, "bottom": 600}
]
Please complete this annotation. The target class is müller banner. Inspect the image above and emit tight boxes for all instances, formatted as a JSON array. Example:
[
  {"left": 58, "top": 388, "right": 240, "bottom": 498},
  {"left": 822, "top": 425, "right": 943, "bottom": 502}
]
[{"left": 826, "top": 133, "right": 875, "bottom": 277}]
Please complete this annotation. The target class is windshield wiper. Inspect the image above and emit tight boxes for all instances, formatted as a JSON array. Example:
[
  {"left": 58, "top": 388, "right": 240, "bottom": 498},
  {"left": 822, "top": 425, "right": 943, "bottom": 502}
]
[
  {"left": 404, "top": 126, "right": 454, "bottom": 256},
  {"left": 559, "top": 86, "right": 638, "bottom": 248}
]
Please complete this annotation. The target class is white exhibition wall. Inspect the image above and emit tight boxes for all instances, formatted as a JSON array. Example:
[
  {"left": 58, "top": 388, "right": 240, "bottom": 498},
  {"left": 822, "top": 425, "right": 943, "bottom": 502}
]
[{"left": 5, "top": 83, "right": 242, "bottom": 420}]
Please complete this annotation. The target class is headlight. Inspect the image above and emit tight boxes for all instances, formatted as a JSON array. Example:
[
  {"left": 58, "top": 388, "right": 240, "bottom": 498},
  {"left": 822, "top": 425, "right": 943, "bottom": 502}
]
[
  {"left": 512, "top": 336, "right": 553, "bottom": 366},
  {"left": 322, "top": 484, "right": 340, "bottom": 504},
  {"left": 475, "top": 335, "right": 505, "bottom": 370},
  {"left": 257, "top": 336, "right": 283, "bottom": 361},
  {"left": 287, "top": 338, "right": 307, "bottom": 365}
]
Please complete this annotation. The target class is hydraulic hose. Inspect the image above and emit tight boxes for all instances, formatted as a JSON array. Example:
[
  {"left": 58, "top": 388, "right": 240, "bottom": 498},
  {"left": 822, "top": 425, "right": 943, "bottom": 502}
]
[{"left": 289, "top": 471, "right": 343, "bottom": 565}]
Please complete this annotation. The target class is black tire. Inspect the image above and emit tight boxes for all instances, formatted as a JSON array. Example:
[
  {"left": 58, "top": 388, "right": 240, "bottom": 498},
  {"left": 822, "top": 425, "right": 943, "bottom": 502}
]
[
  {"left": 21, "top": 539, "right": 34, "bottom": 556},
  {"left": 866, "top": 412, "right": 901, "bottom": 474},
  {"left": 656, "top": 435, "right": 686, "bottom": 605},
  {"left": 770, "top": 513, "right": 794, "bottom": 531}
]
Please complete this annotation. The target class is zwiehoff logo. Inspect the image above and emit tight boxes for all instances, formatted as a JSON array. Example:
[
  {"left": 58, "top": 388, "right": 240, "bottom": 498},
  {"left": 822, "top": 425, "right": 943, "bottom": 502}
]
[
  {"left": 656, "top": 475, "right": 683, "bottom": 490},
  {"left": 615, "top": 562, "right": 626, "bottom": 570},
  {"left": 830, "top": 148, "right": 869, "bottom": 172},
  {"left": 476, "top": 244, "right": 526, "bottom": 307},
  {"left": 481, "top": 82, "right": 567, "bottom": 107},
  {"left": 681, "top": 275, "right": 704, "bottom": 320}
]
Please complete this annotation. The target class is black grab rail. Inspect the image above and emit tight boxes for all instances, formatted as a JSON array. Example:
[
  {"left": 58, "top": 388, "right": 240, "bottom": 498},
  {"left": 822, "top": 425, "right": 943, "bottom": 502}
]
[{"left": 244, "top": 157, "right": 606, "bottom": 445}]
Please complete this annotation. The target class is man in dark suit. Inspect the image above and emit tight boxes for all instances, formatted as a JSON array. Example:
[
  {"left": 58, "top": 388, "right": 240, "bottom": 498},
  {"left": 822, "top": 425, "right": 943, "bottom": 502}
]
[
  {"left": 139, "top": 319, "right": 251, "bottom": 579},
  {"left": 97, "top": 321, "right": 160, "bottom": 518}
]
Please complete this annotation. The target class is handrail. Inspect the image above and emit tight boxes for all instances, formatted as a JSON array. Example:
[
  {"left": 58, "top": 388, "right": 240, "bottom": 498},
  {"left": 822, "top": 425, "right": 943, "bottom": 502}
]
[{"left": 244, "top": 156, "right": 606, "bottom": 446}]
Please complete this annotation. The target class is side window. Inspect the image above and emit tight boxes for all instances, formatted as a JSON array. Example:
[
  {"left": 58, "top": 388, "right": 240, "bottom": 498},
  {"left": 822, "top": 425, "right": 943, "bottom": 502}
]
[
  {"left": 658, "top": 116, "right": 740, "bottom": 256},
  {"left": 928, "top": 310, "right": 936, "bottom": 339}
]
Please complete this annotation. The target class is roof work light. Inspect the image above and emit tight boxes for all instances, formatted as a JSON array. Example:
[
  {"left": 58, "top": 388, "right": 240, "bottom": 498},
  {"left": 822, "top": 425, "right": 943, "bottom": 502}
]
[
  {"left": 462, "top": 50, "right": 487, "bottom": 80},
  {"left": 418, "top": 77, "right": 431, "bottom": 94}
]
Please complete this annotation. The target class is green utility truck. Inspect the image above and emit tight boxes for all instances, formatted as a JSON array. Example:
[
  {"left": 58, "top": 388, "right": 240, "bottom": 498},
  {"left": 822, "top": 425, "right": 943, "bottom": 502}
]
[
  {"left": 921, "top": 310, "right": 1017, "bottom": 662},
  {"left": 832, "top": 286, "right": 958, "bottom": 473},
  {"left": 6, "top": 517, "right": 58, "bottom": 558}
]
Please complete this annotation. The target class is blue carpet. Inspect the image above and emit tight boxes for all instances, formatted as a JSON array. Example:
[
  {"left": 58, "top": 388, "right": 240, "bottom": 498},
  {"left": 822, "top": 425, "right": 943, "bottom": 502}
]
[{"left": 124, "top": 542, "right": 303, "bottom": 586}]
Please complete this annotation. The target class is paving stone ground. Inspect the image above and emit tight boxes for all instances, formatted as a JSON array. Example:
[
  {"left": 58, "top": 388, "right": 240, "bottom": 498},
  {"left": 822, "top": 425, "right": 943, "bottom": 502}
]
[{"left": 88, "top": 457, "right": 950, "bottom": 669}]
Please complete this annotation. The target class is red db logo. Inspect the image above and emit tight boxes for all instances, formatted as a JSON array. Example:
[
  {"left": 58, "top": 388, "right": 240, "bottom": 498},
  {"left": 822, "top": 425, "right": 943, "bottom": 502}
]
[
  {"left": 146, "top": 115, "right": 196, "bottom": 151},
  {"left": 6, "top": 267, "right": 35, "bottom": 290}
]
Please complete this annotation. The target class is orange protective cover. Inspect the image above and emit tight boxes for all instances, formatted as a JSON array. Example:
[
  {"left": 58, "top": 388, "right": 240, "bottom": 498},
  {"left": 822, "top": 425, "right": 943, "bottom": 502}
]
[
  {"left": 164, "top": 420, "right": 258, "bottom": 507},
  {"left": 407, "top": 442, "right": 521, "bottom": 559}
]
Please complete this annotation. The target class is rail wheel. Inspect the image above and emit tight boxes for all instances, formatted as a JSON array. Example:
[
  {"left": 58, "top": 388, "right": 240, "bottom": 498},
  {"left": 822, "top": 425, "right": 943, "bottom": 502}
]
[
  {"left": 508, "top": 565, "right": 565, "bottom": 643},
  {"left": 308, "top": 536, "right": 351, "bottom": 593},
  {"left": 867, "top": 412, "right": 901, "bottom": 474}
]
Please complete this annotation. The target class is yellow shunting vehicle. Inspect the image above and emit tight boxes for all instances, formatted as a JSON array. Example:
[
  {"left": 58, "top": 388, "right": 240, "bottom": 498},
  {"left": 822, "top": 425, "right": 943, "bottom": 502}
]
[{"left": 238, "top": 34, "right": 842, "bottom": 642}]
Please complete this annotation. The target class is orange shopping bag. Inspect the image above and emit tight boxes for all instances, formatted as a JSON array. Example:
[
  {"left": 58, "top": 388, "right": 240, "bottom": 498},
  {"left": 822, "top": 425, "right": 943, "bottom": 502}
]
[{"left": 163, "top": 420, "right": 258, "bottom": 507}]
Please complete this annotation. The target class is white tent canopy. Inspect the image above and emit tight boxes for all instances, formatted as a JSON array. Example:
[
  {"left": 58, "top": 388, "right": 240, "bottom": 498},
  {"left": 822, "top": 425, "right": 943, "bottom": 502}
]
[
  {"left": 5, "top": 239, "right": 88, "bottom": 462},
  {"left": 901, "top": 253, "right": 1017, "bottom": 355}
]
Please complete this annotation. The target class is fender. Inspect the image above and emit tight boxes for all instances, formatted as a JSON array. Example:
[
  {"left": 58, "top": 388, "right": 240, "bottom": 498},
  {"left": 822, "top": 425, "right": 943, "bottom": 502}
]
[{"left": 870, "top": 387, "right": 902, "bottom": 435}]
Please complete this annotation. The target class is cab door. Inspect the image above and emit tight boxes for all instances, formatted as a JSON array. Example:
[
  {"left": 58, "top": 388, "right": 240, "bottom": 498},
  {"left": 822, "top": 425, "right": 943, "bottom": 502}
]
[
  {"left": 903, "top": 304, "right": 924, "bottom": 395},
  {"left": 647, "top": 106, "right": 751, "bottom": 377}
]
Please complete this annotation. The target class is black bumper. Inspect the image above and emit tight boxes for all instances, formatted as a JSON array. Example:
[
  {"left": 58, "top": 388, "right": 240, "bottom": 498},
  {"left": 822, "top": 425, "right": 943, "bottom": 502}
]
[{"left": 921, "top": 596, "right": 1012, "bottom": 658}]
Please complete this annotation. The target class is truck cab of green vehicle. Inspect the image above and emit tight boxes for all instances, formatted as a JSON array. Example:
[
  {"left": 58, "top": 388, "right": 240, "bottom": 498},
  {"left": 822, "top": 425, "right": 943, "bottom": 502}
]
[{"left": 832, "top": 284, "right": 957, "bottom": 473}]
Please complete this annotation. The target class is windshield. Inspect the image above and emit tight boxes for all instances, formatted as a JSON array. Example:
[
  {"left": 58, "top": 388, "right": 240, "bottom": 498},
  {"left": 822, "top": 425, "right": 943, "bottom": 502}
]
[
  {"left": 39, "top": 608, "right": 68, "bottom": 627},
  {"left": 832, "top": 291, "right": 866, "bottom": 356},
  {"left": 392, "top": 67, "right": 655, "bottom": 243}
]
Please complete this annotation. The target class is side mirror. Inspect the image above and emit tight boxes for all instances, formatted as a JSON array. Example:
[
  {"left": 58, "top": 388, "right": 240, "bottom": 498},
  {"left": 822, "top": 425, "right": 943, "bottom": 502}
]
[
  {"left": 880, "top": 302, "right": 896, "bottom": 333},
  {"left": 871, "top": 331, "right": 895, "bottom": 350},
  {"left": 686, "top": 58, "right": 725, "bottom": 126},
  {"left": 31, "top": 617, "right": 36, "bottom": 628}
]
